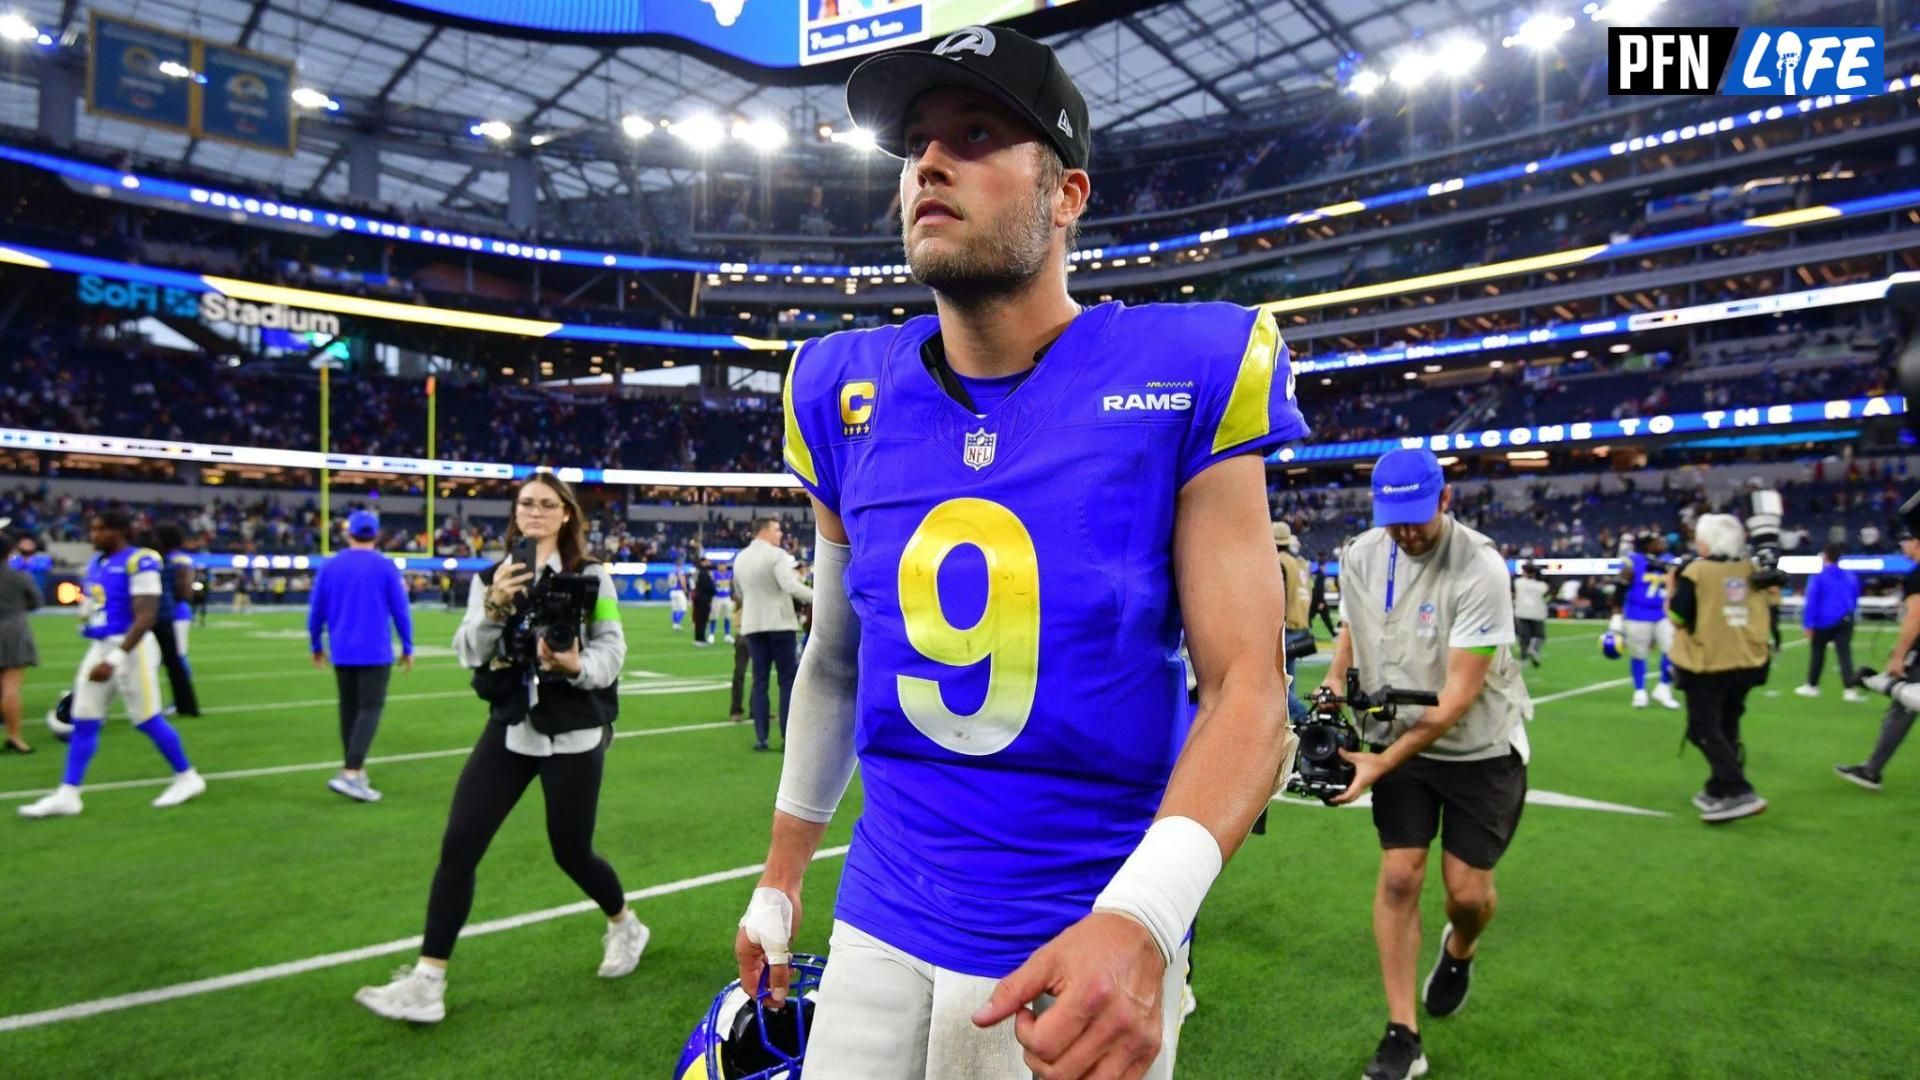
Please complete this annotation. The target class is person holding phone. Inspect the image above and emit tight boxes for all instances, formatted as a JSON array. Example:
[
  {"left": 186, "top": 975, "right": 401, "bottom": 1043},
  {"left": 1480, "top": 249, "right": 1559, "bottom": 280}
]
[{"left": 353, "top": 474, "right": 645, "bottom": 1024}]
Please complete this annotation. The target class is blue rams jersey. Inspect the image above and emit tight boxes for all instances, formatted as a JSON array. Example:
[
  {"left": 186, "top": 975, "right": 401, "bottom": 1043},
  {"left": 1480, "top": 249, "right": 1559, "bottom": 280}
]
[
  {"left": 167, "top": 550, "right": 194, "bottom": 620},
  {"left": 82, "top": 547, "right": 163, "bottom": 640},
  {"left": 1623, "top": 551, "right": 1670, "bottom": 622},
  {"left": 782, "top": 300, "right": 1308, "bottom": 976}
]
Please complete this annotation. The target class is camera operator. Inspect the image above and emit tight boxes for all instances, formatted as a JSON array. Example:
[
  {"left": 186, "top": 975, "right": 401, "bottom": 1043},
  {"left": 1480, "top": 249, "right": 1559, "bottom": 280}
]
[
  {"left": 353, "top": 474, "right": 647, "bottom": 1025},
  {"left": 1317, "top": 448, "right": 1533, "bottom": 1080},
  {"left": 1274, "top": 521, "right": 1313, "bottom": 721},
  {"left": 1666, "top": 514, "right": 1771, "bottom": 823},
  {"left": 1835, "top": 522, "right": 1920, "bottom": 791}
]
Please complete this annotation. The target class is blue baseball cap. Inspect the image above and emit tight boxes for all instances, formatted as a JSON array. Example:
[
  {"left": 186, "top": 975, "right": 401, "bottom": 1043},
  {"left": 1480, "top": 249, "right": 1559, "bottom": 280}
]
[
  {"left": 347, "top": 510, "right": 380, "bottom": 540},
  {"left": 1371, "top": 448, "right": 1446, "bottom": 527}
]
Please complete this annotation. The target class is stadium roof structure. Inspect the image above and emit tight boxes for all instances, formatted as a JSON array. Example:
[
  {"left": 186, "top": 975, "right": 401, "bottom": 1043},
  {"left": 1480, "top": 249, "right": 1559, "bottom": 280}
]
[{"left": 0, "top": 0, "right": 1525, "bottom": 220}]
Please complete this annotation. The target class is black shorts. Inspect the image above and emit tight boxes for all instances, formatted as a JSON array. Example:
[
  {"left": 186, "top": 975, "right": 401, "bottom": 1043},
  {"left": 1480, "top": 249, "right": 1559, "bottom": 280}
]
[{"left": 1371, "top": 750, "right": 1528, "bottom": 870}]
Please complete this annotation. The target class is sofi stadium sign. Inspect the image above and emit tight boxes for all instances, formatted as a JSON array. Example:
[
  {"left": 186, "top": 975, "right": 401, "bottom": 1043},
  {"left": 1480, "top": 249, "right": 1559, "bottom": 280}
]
[
  {"left": 1271, "top": 395, "right": 1906, "bottom": 463},
  {"left": 77, "top": 273, "right": 342, "bottom": 336}
]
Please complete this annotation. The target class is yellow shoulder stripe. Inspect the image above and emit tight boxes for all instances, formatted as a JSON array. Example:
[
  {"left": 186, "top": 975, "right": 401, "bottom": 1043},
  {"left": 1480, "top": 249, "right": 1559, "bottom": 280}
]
[
  {"left": 1212, "top": 309, "right": 1282, "bottom": 454},
  {"left": 782, "top": 342, "right": 819, "bottom": 487}
]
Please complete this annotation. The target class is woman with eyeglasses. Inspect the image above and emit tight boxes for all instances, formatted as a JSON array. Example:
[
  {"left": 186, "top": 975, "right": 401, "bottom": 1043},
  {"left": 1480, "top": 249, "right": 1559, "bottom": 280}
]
[{"left": 354, "top": 473, "right": 646, "bottom": 1023}]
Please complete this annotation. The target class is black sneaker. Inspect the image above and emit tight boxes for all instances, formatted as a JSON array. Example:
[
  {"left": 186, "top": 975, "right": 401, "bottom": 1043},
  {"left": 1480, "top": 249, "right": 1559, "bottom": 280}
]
[
  {"left": 1834, "top": 764, "right": 1883, "bottom": 791},
  {"left": 1363, "top": 1023, "right": 1428, "bottom": 1080},
  {"left": 1423, "top": 925, "right": 1473, "bottom": 1017}
]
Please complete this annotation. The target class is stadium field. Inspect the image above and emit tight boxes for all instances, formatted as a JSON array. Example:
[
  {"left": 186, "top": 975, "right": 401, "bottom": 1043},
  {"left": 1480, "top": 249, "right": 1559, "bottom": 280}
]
[{"left": 2, "top": 609, "right": 1914, "bottom": 1078}]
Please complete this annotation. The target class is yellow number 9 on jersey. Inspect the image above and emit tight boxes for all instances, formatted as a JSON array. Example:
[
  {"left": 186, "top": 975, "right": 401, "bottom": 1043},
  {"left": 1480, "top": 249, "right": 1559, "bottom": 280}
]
[{"left": 896, "top": 497, "right": 1040, "bottom": 756}]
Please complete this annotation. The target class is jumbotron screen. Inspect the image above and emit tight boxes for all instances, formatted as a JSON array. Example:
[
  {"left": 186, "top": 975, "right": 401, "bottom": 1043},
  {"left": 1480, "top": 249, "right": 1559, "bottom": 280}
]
[{"left": 370, "top": 0, "right": 1079, "bottom": 66}]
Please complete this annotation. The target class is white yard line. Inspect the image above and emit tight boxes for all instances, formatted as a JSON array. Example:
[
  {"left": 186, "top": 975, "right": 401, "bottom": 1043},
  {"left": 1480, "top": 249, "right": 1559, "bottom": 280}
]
[
  {"left": 0, "top": 845, "right": 851, "bottom": 1034},
  {"left": 0, "top": 717, "right": 742, "bottom": 802}
]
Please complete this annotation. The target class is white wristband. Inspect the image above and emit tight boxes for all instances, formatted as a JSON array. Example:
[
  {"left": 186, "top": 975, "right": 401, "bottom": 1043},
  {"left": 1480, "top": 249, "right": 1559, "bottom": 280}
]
[
  {"left": 105, "top": 647, "right": 129, "bottom": 669},
  {"left": 1092, "top": 816, "right": 1223, "bottom": 967}
]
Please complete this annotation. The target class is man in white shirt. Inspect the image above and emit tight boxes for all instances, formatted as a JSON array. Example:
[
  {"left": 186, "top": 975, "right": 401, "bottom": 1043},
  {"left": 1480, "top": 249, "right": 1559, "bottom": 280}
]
[
  {"left": 732, "top": 519, "right": 815, "bottom": 751},
  {"left": 1512, "top": 563, "right": 1550, "bottom": 667}
]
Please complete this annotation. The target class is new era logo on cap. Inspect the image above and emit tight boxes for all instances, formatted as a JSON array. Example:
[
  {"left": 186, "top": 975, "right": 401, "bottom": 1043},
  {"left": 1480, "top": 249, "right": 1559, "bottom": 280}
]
[{"left": 1057, "top": 109, "right": 1073, "bottom": 137}]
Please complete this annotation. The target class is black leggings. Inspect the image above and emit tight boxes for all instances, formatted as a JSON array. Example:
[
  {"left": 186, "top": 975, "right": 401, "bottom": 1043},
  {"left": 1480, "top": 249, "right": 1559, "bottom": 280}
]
[{"left": 422, "top": 722, "right": 626, "bottom": 960}]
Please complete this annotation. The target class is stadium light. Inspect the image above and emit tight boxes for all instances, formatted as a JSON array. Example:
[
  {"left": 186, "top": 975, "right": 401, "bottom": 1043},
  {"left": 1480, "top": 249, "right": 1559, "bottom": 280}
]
[
  {"left": 1438, "top": 38, "right": 1487, "bottom": 72},
  {"left": 621, "top": 114, "right": 655, "bottom": 139},
  {"left": 470, "top": 120, "right": 512, "bottom": 141},
  {"left": 1389, "top": 53, "right": 1436, "bottom": 87},
  {"left": 291, "top": 87, "right": 340, "bottom": 111},
  {"left": 158, "top": 60, "right": 193, "bottom": 79},
  {"left": 0, "top": 13, "right": 37, "bottom": 42},
  {"left": 829, "top": 126, "right": 877, "bottom": 151},
  {"left": 734, "top": 118, "right": 788, "bottom": 152},
  {"left": 673, "top": 114, "right": 726, "bottom": 151},
  {"left": 1505, "top": 13, "right": 1575, "bottom": 50},
  {"left": 1585, "top": 0, "right": 1659, "bottom": 21},
  {"left": 1348, "top": 69, "right": 1383, "bottom": 96},
  {"left": 529, "top": 133, "right": 553, "bottom": 146}
]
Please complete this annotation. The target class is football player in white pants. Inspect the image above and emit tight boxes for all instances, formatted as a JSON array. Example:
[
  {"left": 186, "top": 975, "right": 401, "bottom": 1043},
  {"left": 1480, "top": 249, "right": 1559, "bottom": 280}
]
[
  {"left": 1615, "top": 534, "right": 1680, "bottom": 710},
  {"left": 669, "top": 567, "right": 689, "bottom": 632},
  {"left": 19, "top": 511, "right": 205, "bottom": 818},
  {"left": 735, "top": 27, "right": 1304, "bottom": 1079}
]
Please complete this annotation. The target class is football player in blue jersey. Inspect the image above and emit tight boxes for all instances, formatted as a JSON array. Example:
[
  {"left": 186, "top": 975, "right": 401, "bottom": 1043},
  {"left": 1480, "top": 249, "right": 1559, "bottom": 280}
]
[
  {"left": 732, "top": 27, "right": 1308, "bottom": 1080},
  {"left": 18, "top": 511, "right": 205, "bottom": 818},
  {"left": 1608, "top": 532, "right": 1681, "bottom": 710},
  {"left": 669, "top": 563, "right": 691, "bottom": 632}
]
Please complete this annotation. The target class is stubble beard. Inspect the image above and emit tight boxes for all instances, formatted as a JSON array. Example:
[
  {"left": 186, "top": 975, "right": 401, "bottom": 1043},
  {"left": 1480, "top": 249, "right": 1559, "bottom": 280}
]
[{"left": 904, "top": 184, "right": 1053, "bottom": 308}]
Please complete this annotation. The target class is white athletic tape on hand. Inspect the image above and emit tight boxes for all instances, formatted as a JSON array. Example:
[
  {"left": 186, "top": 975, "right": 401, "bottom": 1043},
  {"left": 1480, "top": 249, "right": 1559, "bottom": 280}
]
[
  {"left": 105, "top": 647, "right": 128, "bottom": 670},
  {"left": 739, "top": 886, "right": 794, "bottom": 966},
  {"left": 1094, "top": 816, "right": 1223, "bottom": 968}
]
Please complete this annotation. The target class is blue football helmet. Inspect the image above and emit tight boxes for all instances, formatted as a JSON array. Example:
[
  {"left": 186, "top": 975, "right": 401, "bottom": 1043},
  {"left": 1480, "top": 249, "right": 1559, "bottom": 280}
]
[
  {"left": 45, "top": 691, "right": 73, "bottom": 741},
  {"left": 674, "top": 953, "right": 826, "bottom": 1080},
  {"left": 1599, "top": 631, "right": 1622, "bottom": 660}
]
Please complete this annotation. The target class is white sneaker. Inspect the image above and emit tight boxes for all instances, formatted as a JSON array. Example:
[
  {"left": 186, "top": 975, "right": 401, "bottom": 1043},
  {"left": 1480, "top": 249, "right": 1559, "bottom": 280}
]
[
  {"left": 354, "top": 965, "right": 446, "bottom": 1023},
  {"left": 328, "top": 773, "right": 382, "bottom": 803},
  {"left": 152, "top": 769, "right": 206, "bottom": 808},
  {"left": 1651, "top": 684, "right": 1680, "bottom": 710},
  {"left": 1843, "top": 688, "right": 1869, "bottom": 703},
  {"left": 1631, "top": 689, "right": 1649, "bottom": 709},
  {"left": 598, "top": 914, "right": 650, "bottom": 978},
  {"left": 1794, "top": 685, "right": 1821, "bottom": 698},
  {"left": 18, "top": 785, "right": 83, "bottom": 819},
  {"left": 725, "top": 634, "right": 736, "bottom": 644}
]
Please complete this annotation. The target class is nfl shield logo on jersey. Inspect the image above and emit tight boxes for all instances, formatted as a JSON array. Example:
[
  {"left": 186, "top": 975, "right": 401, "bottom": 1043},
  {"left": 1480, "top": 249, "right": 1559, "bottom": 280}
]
[{"left": 963, "top": 428, "right": 997, "bottom": 471}]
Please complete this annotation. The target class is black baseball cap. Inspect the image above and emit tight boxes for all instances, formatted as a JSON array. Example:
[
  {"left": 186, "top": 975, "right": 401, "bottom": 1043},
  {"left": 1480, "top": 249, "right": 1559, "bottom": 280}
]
[{"left": 845, "top": 24, "right": 1091, "bottom": 170}]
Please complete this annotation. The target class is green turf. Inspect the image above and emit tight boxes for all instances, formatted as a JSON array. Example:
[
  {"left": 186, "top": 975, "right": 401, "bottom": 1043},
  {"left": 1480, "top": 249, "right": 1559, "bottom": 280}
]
[{"left": 2, "top": 610, "right": 1914, "bottom": 1078}]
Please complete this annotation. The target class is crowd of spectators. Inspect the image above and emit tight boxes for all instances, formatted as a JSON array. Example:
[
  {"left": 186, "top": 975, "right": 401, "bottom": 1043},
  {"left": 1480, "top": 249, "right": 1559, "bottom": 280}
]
[
  {"left": 0, "top": 335, "right": 793, "bottom": 476},
  {"left": 1270, "top": 455, "right": 1918, "bottom": 568}
]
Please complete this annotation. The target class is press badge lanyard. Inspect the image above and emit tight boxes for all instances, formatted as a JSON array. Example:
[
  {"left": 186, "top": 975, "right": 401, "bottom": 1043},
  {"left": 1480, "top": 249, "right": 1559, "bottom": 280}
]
[{"left": 1385, "top": 546, "right": 1399, "bottom": 615}]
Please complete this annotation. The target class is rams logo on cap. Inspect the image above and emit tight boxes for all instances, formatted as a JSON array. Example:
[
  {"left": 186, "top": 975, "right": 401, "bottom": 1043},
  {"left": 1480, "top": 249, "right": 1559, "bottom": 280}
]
[{"left": 934, "top": 26, "right": 996, "bottom": 59}]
